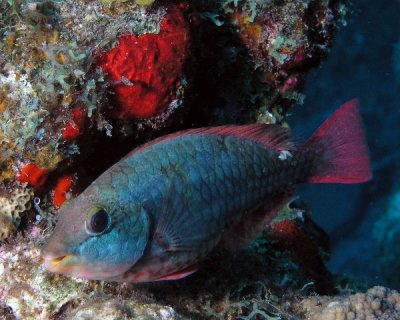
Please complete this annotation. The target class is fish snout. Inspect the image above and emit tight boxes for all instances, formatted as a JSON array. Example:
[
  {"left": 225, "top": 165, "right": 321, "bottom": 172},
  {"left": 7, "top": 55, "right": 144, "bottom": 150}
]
[
  {"left": 42, "top": 239, "right": 77, "bottom": 274},
  {"left": 42, "top": 252, "right": 78, "bottom": 273}
]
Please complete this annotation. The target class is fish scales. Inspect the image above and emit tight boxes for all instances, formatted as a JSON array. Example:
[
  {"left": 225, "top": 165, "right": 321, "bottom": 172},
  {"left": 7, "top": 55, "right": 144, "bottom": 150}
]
[
  {"left": 42, "top": 100, "right": 372, "bottom": 282},
  {"left": 122, "top": 135, "right": 306, "bottom": 280},
  {"left": 123, "top": 135, "right": 300, "bottom": 232},
  {"left": 99, "top": 135, "right": 298, "bottom": 277}
]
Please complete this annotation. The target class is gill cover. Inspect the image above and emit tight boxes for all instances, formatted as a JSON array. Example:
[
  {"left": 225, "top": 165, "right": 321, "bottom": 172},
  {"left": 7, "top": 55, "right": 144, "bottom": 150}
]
[{"left": 78, "top": 204, "right": 150, "bottom": 278}]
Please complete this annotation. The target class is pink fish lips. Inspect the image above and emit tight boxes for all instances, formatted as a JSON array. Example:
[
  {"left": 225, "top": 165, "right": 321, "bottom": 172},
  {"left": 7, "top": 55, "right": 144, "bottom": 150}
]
[
  {"left": 43, "top": 251, "right": 123, "bottom": 280},
  {"left": 42, "top": 99, "right": 372, "bottom": 283},
  {"left": 43, "top": 254, "right": 78, "bottom": 274}
]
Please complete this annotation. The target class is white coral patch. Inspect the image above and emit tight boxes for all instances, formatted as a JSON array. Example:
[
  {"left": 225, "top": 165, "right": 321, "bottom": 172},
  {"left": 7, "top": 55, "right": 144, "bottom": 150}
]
[
  {"left": 0, "top": 68, "right": 35, "bottom": 100},
  {"left": 278, "top": 150, "right": 292, "bottom": 161},
  {"left": 0, "top": 185, "right": 34, "bottom": 241}
]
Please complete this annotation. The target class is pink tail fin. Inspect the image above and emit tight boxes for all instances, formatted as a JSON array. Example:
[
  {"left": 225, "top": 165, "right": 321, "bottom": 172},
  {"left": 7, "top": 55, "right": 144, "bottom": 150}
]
[{"left": 303, "top": 99, "right": 372, "bottom": 184}]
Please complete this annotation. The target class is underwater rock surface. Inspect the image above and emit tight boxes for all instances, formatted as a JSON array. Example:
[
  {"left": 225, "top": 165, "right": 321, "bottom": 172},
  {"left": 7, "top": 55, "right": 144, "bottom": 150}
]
[
  {"left": 69, "top": 300, "right": 179, "bottom": 320},
  {"left": 2, "top": 229, "right": 400, "bottom": 319},
  {"left": 0, "top": 184, "right": 33, "bottom": 241},
  {"left": 1, "top": 0, "right": 396, "bottom": 319},
  {"left": 301, "top": 286, "right": 400, "bottom": 320}
]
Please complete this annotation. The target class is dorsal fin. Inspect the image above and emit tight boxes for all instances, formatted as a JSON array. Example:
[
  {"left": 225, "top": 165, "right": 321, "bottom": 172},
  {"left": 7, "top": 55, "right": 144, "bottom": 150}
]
[
  {"left": 125, "top": 124, "right": 293, "bottom": 159},
  {"left": 196, "top": 124, "right": 293, "bottom": 151}
]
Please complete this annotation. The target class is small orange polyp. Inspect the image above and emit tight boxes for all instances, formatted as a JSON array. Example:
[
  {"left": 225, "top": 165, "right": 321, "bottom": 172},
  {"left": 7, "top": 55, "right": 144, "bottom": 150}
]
[
  {"left": 53, "top": 175, "right": 74, "bottom": 207},
  {"left": 62, "top": 122, "right": 80, "bottom": 140},
  {"left": 18, "top": 163, "right": 50, "bottom": 189},
  {"left": 62, "top": 107, "right": 86, "bottom": 140}
]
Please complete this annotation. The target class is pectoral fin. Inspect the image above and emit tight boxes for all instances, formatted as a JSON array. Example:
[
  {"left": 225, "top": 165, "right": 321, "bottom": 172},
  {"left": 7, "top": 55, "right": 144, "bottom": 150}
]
[{"left": 145, "top": 172, "right": 207, "bottom": 254}]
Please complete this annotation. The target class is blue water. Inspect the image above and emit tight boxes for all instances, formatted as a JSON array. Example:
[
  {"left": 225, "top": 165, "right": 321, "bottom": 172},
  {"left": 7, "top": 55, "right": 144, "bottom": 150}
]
[{"left": 291, "top": 0, "right": 400, "bottom": 287}]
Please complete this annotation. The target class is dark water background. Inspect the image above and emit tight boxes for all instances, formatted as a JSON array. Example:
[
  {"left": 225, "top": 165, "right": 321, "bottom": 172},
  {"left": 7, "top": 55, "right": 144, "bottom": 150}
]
[{"left": 291, "top": 0, "right": 400, "bottom": 288}]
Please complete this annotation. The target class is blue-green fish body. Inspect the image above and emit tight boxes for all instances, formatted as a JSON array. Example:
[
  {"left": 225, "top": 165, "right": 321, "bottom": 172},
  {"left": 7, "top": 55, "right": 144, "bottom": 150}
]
[{"left": 43, "top": 100, "right": 371, "bottom": 282}]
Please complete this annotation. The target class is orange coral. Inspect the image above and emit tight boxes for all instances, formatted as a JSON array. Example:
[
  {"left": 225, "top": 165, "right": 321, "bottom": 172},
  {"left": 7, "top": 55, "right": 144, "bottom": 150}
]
[
  {"left": 99, "top": 3, "right": 191, "bottom": 119},
  {"left": 62, "top": 107, "right": 86, "bottom": 141},
  {"left": 53, "top": 175, "right": 74, "bottom": 207},
  {"left": 17, "top": 163, "right": 51, "bottom": 189}
]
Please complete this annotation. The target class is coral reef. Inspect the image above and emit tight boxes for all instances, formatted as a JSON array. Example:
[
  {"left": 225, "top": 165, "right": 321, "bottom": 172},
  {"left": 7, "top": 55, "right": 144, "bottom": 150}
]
[
  {"left": 232, "top": 1, "right": 339, "bottom": 96},
  {"left": 98, "top": 3, "right": 191, "bottom": 119},
  {"left": 0, "top": 2, "right": 196, "bottom": 274},
  {"left": 17, "top": 164, "right": 51, "bottom": 190},
  {"left": 268, "top": 219, "right": 333, "bottom": 294},
  {"left": 189, "top": 0, "right": 346, "bottom": 125},
  {"left": 68, "top": 300, "right": 179, "bottom": 319},
  {"left": 1, "top": 0, "right": 384, "bottom": 319},
  {"left": 0, "top": 232, "right": 90, "bottom": 319},
  {"left": 135, "top": 0, "right": 155, "bottom": 5},
  {"left": 52, "top": 175, "right": 75, "bottom": 207},
  {"left": 301, "top": 286, "right": 400, "bottom": 320},
  {"left": 0, "top": 184, "right": 34, "bottom": 241},
  {"left": 0, "top": 0, "right": 181, "bottom": 198}
]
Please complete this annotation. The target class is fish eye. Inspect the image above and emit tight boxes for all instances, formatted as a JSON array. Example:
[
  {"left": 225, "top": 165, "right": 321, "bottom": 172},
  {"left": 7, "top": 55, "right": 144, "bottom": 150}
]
[{"left": 85, "top": 206, "right": 111, "bottom": 236}]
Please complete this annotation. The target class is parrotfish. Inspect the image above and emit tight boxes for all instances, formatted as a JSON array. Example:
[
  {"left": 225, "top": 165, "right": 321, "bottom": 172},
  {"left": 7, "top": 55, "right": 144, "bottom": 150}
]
[{"left": 42, "top": 100, "right": 371, "bottom": 282}]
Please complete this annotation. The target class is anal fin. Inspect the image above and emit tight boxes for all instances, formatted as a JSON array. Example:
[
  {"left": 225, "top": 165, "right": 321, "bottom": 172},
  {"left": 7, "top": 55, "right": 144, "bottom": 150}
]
[
  {"left": 156, "top": 264, "right": 198, "bottom": 281},
  {"left": 220, "top": 190, "right": 295, "bottom": 251}
]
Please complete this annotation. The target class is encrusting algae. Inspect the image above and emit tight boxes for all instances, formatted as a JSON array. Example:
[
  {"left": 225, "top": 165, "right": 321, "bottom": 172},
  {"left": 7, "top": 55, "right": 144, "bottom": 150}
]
[{"left": 134, "top": 0, "right": 155, "bottom": 5}]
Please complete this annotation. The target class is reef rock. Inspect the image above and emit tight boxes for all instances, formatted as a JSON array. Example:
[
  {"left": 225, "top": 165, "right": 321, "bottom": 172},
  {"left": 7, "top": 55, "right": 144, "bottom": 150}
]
[
  {"left": 68, "top": 300, "right": 179, "bottom": 320},
  {"left": 0, "top": 184, "right": 33, "bottom": 241},
  {"left": 0, "top": 0, "right": 192, "bottom": 209},
  {"left": 98, "top": 3, "right": 192, "bottom": 119},
  {"left": 300, "top": 286, "right": 400, "bottom": 320}
]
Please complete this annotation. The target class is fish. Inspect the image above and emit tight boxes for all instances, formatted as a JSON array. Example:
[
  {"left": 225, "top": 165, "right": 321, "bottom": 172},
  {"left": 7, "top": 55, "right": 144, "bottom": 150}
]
[{"left": 42, "top": 99, "right": 371, "bottom": 282}]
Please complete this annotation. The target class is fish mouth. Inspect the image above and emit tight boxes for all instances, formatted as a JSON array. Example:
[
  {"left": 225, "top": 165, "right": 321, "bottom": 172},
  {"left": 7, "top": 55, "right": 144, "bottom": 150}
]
[{"left": 43, "top": 254, "right": 78, "bottom": 274}]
